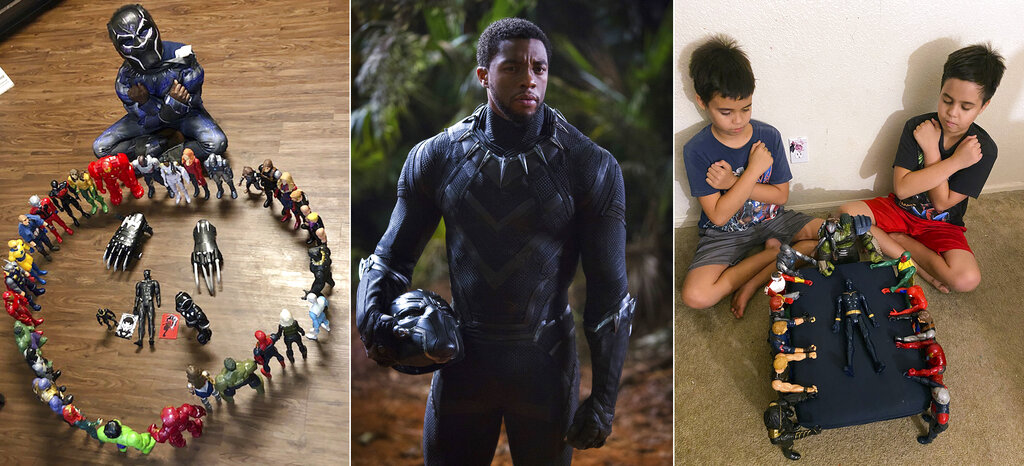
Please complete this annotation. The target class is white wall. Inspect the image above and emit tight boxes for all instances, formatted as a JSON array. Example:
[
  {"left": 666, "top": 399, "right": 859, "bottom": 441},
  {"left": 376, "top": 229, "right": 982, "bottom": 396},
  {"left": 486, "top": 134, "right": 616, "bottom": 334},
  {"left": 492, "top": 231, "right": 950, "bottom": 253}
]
[{"left": 673, "top": 1, "right": 1024, "bottom": 227}]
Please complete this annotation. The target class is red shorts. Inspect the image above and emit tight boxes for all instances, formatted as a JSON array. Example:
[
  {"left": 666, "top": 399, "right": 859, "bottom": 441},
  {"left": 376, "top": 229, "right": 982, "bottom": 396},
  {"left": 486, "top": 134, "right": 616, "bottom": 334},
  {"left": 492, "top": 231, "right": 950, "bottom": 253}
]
[{"left": 864, "top": 194, "right": 972, "bottom": 254}]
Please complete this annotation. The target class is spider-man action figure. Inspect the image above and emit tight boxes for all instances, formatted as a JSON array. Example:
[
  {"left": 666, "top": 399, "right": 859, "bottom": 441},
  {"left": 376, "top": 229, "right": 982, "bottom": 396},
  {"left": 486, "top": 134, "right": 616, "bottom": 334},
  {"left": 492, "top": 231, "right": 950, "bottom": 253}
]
[
  {"left": 883, "top": 285, "right": 928, "bottom": 317},
  {"left": 252, "top": 330, "right": 285, "bottom": 379},
  {"left": 94, "top": 5, "right": 226, "bottom": 161}
]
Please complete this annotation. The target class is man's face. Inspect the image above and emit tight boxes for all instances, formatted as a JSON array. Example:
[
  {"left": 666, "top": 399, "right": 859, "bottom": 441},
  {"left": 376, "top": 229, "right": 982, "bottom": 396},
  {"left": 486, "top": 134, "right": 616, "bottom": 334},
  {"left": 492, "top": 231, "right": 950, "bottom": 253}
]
[
  {"left": 478, "top": 38, "right": 548, "bottom": 125},
  {"left": 937, "top": 78, "right": 989, "bottom": 139},
  {"left": 699, "top": 93, "right": 752, "bottom": 138},
  {"left": 18, "top": 216, "right": 29, "bottom": 226}
]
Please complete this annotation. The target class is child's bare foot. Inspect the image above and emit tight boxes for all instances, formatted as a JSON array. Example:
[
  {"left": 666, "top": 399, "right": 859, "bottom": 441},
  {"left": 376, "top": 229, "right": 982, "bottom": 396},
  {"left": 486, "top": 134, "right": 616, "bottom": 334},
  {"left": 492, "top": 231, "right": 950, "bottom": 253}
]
[
  {"left": 913, "top": 267, "right": 950, "bottom": 294},
  {"left": 730, "top": 279, "right": 761, "bottom": 318}
]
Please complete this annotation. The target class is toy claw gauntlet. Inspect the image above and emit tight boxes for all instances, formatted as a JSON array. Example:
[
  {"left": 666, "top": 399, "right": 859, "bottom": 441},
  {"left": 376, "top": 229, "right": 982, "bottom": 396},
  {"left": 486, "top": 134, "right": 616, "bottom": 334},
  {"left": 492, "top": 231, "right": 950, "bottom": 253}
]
[
  {"left": 355, "top": 254, "right": 410, "bottom": 366},
  {"left": 566, "top": 295, "right": 635, "bottom": 449},
  {"left": 191, "top": 220, "right": 223, "bottom": 294}
]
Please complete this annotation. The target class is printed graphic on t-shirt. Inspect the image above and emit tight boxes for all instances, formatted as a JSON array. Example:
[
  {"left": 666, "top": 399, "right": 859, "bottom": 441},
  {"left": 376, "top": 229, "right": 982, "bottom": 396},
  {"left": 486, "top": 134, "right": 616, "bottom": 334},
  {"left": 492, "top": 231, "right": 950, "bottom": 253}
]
[
  {"left": 898, "top": 150, "right": 950, "bottom": 222},
  {"left": 700, "top": 166, "right": 780, "bottom": 232}
]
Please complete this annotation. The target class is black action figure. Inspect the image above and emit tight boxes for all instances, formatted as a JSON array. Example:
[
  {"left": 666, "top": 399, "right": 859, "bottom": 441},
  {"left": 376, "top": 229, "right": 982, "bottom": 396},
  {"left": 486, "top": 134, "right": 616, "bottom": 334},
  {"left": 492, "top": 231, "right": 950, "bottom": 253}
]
[
  {"left": 96, "top": 308, "right": 117, "bottom": 331},
  {"left": 175, "top": 292, "right": 212, "bottom": 344},
  {"left": 306, "top": 244, "right": 334, "bottom": 297},
  {"left": 833, "top": 279, "right": 885, "bottom": 376},
  {"left": 49, "top": 179, "right": 91, "bottom": 227},
  {"left": 764, "top": 393, "right": 822, "bottom": 460},
  {"left": 355, "top": 18, "right": 633, "bottom": 465},
  {"left": 133, "top": 269, "right": 161, "bottom": 347}
]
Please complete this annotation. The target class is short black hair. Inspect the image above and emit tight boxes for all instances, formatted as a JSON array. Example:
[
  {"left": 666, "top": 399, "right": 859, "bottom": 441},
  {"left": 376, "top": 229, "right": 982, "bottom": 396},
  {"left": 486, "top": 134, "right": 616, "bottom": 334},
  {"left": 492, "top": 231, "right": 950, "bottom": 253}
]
[
  {"left": 476, "top": 18, "right": 550, "bottom": 69},
  {"left": 689, "top": 35, "right": 755, "bottom": 105},
  {"left": 942, "top": 43, "right": 1005, "bottom": 103}
]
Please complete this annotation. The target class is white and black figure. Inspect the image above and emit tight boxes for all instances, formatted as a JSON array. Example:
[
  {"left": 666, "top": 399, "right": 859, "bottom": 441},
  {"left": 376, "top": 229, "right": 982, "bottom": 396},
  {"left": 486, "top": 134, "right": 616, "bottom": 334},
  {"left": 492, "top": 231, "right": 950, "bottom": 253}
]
[
  {"left": 203, "top": 153, "right": 237, "bottom": 199},
  {"left": 104, "top": 213, "right": 153, "bottom": 271},
  {"left": 355, "top": 18, "right": 634, "bottom": 464},
  {"left": 25, "top": 347, "right": 61, "bottom": 382},
  {"left": 191, "top": 220, "right": 222, "bottom": 295},
  {"left": 115, "top": 313, "right": 138, "bottom": 339},
  {"left": 304, "top": 292, "right": 330, "bottom": 341},
  {"left": 174, "top": 291, "right": 212, "bottom": 345},
  {"left": 131, "top": 152, "right": 169, "bottom": 199},
  {"left": 133, "top": 269, "right": 161, "bottom": 347},
  {"left": 275, "top": 309, "right": 307, "bottom": 363}
]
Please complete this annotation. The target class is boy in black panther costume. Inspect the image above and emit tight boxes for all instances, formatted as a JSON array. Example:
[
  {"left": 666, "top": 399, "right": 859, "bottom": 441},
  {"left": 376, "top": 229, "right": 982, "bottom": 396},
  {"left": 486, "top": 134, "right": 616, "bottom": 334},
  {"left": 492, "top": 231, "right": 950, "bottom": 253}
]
[{"left": 355, "top": 18, "right": 634, "bottom": 465}]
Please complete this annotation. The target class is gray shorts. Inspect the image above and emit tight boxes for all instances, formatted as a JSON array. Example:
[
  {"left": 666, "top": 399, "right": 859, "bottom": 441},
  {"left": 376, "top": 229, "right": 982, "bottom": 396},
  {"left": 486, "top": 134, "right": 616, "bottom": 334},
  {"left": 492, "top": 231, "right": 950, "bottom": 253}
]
[{"left": 688, "top": 210, "right": 814, "bottom": 270}]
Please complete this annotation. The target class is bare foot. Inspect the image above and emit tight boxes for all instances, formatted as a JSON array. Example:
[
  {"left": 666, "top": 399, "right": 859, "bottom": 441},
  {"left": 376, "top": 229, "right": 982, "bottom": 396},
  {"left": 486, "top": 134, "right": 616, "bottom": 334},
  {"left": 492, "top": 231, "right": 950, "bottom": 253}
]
[
  {"left": 913, "top": 267, "right": 950, "bottom": 294},
  {"left": 730, "top": 278, "right": 761, "bottom": 319}
]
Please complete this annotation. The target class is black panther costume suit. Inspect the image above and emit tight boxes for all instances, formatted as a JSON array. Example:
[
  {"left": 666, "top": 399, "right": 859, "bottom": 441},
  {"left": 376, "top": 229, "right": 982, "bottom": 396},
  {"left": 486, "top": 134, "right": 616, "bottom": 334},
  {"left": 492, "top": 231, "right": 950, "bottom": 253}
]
[{"left": 357, "top": 104, "right": 634, "bottom": 465}]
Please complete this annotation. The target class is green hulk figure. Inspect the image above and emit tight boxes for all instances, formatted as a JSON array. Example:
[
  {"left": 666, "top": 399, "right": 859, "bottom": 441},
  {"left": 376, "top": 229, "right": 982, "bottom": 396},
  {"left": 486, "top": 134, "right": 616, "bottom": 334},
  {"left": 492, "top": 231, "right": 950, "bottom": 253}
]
[
  {"left": 870, "top": 251, "right": 917, "bottom": 293},
  {"left": 214, "top": 357, "right": 264, "bottom": 402},
  {"left": 96, "top": 419, "right": 156, "bottom": 454},
  {"left": 13, "top": 321, "right": 47, "bottom": 353},
  {"left": 815, "top": 213, "right": 884, "bottom": 277}
]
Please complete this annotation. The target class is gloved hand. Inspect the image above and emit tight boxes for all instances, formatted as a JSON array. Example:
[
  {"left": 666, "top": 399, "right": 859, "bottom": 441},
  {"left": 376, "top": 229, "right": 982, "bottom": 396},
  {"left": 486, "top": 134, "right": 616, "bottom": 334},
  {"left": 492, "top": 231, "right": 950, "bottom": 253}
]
[{"left": 565, "top": 396, "right": 614, "bottom": 449}]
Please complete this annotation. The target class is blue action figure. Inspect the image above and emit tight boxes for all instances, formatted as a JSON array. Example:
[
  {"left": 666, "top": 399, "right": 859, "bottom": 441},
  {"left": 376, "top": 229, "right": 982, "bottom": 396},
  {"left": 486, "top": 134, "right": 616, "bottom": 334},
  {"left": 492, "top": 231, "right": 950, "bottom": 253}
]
[
  {"left": 17, "top": 214, "right": 57, "bottom": 260},
  {"left": 94, "top": 4, "right": 226, "bottom": 161},
  {"left": 833, "top": 279, "right": 885, "bottom": 376}
]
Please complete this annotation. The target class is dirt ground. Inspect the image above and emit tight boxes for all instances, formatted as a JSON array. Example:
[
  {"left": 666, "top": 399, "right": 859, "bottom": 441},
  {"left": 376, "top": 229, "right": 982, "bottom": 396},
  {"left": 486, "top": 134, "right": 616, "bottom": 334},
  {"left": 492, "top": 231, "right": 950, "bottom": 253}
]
[{"left": 350, "top": 324, "right": 673, "bottom": 465}]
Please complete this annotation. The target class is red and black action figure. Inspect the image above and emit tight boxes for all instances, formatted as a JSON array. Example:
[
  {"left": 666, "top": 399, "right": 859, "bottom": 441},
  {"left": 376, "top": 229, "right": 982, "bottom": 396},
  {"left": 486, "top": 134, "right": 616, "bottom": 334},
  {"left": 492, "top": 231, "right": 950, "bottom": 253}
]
[
  {"left": 87, "top": 152, "right": 145, "bottom": 206},
  {"left": 49, "top": 179, "right": 92, "bottom": 227},
  {"left": 28, "top": 195, "right": 72, "bottom": 239},
  {"left": 252, "top": 330, "right": 286, "bottom": 379},
  {"left": 895, "top": 340, "right": 946, "bottom": 385},
  {"left": 764, "top": 271, "right": 812, "bottom": 300},
  {"left": 147, "top": 404, "right": 206, "bottom": 448},
  {"left": 882, "top": 285, "right": 928, "bottom": 317}
]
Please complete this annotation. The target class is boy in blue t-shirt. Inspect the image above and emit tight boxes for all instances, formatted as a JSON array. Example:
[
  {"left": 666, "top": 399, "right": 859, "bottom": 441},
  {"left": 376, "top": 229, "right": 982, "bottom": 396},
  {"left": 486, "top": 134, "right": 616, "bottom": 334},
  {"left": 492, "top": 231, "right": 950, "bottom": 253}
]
[{"left": 680, "top": 36, "right": 821, "bottom": 318}]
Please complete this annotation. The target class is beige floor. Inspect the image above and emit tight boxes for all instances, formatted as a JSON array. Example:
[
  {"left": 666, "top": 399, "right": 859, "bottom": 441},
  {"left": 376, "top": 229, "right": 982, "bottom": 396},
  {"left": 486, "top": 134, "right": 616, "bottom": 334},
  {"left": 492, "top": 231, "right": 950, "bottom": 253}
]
[{"left": 674, "top": 190, "right": 1024, "bottom": 464}]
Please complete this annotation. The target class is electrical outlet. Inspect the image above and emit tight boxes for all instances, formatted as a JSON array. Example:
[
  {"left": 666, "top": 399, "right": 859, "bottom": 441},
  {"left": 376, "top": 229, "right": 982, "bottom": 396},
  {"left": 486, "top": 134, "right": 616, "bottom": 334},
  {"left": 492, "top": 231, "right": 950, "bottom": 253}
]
[{"left": 789, "top": 137, "right": 808, "bottom": 163}]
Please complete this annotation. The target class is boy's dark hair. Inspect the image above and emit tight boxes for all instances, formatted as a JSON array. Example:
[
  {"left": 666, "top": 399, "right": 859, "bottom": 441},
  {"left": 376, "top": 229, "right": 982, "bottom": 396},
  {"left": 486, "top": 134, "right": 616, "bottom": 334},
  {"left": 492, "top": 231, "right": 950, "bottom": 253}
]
[
  {"left": 689, "top": 35, "right": 755, "bottom": 105},
  {"left": 476, "top": 18, "right": 550, "bottom": 69},
  {"left": 942, "top": 44, "right": 1006, "bottom": 103}
]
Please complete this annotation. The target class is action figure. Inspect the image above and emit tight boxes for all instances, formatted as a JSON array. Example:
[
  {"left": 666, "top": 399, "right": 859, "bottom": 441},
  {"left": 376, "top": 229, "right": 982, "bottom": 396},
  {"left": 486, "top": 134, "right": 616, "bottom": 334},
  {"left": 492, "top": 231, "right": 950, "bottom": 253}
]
[
  {"left": 775, "top": 244, "right": 818, "bottom": 279},
  {"left": 764, "top": 271, "right": 811, "bottom": 300},
  {"left": 289, "top": 189, "right": 310, "bottom": 229},
  {"left": 237, "top": 166, "right": 260, "bottom": 195},
  {"left": 276, "top": 172, "right": 297, "bottom": 222},
  {"left": 87, "top": 152, "right": 145, "bottom": 206},
  {"left": 49, "top": 179, "right": 91, "bottom": 226},
  {"left": 301, "top": 212, "right": 327, "bottom": 245},
  {"left": 910, "top": 379, "right": 949, "bottom": 444},
  {"left": 213, "top": 357, "right": 264, "bottom": 402},
  {"left": 870, "top": 252, "right": 917, "bottom": 293},
  {"left": 202, "top": 153, "right": 236, "bottom": 199},
  {"left": 32, "top": 377, "right": 72, "bottom": 414},
  {"left": 96, "top": 308, "right": 118, "bottom": 331},
  {"left": 883, "top": 285, "right": 927, "bottom": 317},
  {"left": 148, "top": 404, "right": 206, "bottom": 448},
  {"left": 892, "top": 310, "right": 936, "bottom": 343},
  {"left": 96, "top": 419, "right": 156, "bottom": 454},
  {"left": 833, "top": 279, "right": 885, "bottom": 376},
  {"left": 17, "top": 214, "right": 57, "bottom": 260},
  {"left": 355, "top": 18, "right": 634, "bottom": 462},
  {"left": 814, "top": 213, "right": 883, "bottom": 277},
  {"left": 253, "top": 330, "right": 286, "bottom": 379},
  {"left": 174, "top": 292, "right": 211, "bottom": 344},
  {"left": 4, "top": 260, "right": 44, "bottom": 311},
  {"left": 104, "top": 213, "right": 153, "bottom": 270},
  {"left": 190, "top": 220, "right": 222, "bottom": 294},
  {"left": 5, "top": 291, "right": 43, "bottom": 326},
  {"left": 67, "top": 169, "right": 109, "bottom": 214},
  {"left": 306, "top": 244, "right": 335, "bottom": 296},
  {"left": 256, "top": 159, "right": 281, "bottom": 208},
  {"left": 769, "top": 317, "right": 815, "bottom": 354},
  {"left": 26, "top": 347, "right": 61, "bottom": 381},
  {"left": 276, "top": 309, "right": 307, "bottom": 363},
  {"left": 185, "top": 364, "right": 221, "bottom": 411},
  {"left": 94, "top": 4, "right": 227, "bottom": 161},
  {"left": 305, "top": 292, "right": 330, "bottom": 340},
  {"left": 768, "top": 295, "right": 794, "bottom": 319},
  {"left": 28, "top": 195, "right": 71, "bottom": 239},
  {"left": 62, "top": 405, "right": 102, "bottom": 441},
  {"left": 159, "top": 155, "right": 192, "bottom": 204},
  {"left": 133, "top": 269, "right": 161, "bottom": 347},
  {"left": 763, "top": 393, "right": 822, "bottom": 460},
  {"left": 181, "top": 148, "right": 210, "bottom": 200},
  {"left": 770, "top": 354, "right": 818, "bottom": 395},
  {"left": 895, "top": 340, "right": 946, "bottom": 385},
  {"left": 130, "top": 153, "right": 168, "bottom": 199},
  {"left": 7, "top": 239, "right": 47, "bottom": 283},
  {"left": 14, "top": 321, "right": 46, "bottom": 353}
]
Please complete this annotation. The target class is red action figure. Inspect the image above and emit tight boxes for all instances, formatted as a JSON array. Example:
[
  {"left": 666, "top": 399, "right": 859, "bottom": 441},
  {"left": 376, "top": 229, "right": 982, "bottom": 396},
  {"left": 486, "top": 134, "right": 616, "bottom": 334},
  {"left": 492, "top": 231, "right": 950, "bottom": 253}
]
[
  {"left": 147, "top": 403, "right": 206, "bottom": 448},
  {"left": 4, "top": 290, "right": 43, "bottom": 326},
  {"left": 882, "top": 285, "right": 928, "bottom": 317},
  {"left": 28, "top": 195, "right": 72, "bottom": 239},
  {"left": 764, "top": 271, "right": 812, "bottom": 299},
  {"left": 895, "top": 340, "right": 946, "bottom": 385},
  {"left": 87, "top": 153, "right": 144, "bottom": 206}
]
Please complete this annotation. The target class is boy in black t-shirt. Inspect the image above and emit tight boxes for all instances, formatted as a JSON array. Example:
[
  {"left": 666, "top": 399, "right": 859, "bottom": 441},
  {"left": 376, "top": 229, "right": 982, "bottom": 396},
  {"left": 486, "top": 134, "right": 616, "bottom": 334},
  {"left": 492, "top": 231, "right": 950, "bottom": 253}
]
[{"left": 842, "top": 44, "right": 1005, "bottom": 293}]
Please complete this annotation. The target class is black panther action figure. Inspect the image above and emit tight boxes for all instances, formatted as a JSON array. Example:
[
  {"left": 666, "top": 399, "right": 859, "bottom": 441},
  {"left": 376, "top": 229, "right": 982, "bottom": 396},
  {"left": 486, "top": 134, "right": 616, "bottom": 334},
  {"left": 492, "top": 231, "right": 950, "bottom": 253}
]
[
  {"left": 355, "top": 18, "right": 634, "bottom": 465},
  {"left": 133, "top": 269, "right": 161, "bottom": 347}
]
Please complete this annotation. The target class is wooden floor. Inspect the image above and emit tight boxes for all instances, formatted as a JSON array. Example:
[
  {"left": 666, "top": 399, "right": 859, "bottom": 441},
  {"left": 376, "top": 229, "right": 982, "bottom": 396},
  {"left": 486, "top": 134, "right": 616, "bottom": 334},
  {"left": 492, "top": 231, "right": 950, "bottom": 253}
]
[{"left": 0, "top": 1, "right": 349, "bottom": 464}]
